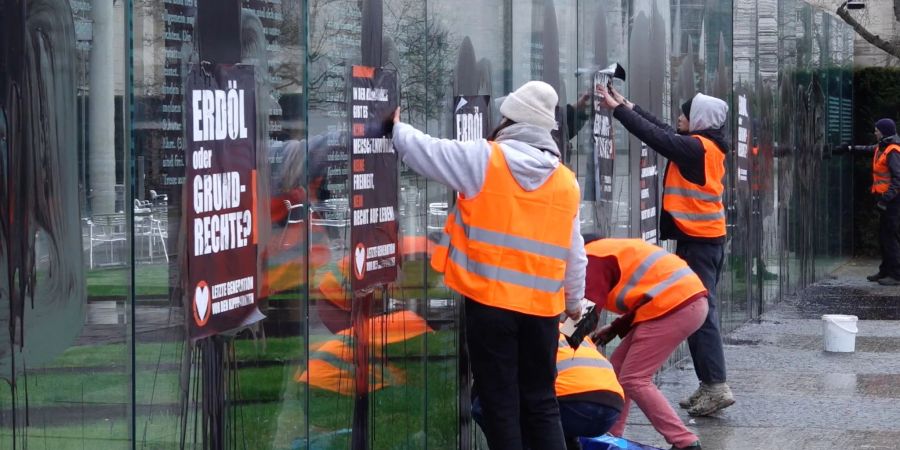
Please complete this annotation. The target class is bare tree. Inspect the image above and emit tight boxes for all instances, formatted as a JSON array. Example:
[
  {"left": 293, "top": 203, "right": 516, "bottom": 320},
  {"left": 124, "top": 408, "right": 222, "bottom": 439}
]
[{"left": 836, "top": 0, "right": 900, "bottom": 59}]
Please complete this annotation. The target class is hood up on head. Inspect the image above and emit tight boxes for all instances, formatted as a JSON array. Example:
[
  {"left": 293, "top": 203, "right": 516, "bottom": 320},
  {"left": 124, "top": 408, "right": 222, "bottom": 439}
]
[{"left": 689, "top": 93, "right": 728, "bottom": 132}]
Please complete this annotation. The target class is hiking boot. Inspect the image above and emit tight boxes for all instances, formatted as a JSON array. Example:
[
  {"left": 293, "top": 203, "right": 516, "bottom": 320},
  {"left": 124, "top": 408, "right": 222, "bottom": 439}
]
[
  {"left": 867, "top": 272, "right": 887, "bottom": 282},
  {"left": 878, "top": 277, "right": 900, "bottom": 286},
  {"left": 688, "top": 382, "right": 734, "bottom": 416},
  {"left": 670, "top": 442, "right": 702, "bottom": 450},
  {"left": 678, "top": 383, "right": 706, "bottom": 409}
]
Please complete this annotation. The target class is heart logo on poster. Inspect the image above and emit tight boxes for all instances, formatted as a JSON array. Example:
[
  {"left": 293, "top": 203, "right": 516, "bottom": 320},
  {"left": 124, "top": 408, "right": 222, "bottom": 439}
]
[
  {"left": 193, "top": 281, "right": 210, "bottom": 326},
  {"left": 354, "top": 243, "right": 366, "bottom": 280}
]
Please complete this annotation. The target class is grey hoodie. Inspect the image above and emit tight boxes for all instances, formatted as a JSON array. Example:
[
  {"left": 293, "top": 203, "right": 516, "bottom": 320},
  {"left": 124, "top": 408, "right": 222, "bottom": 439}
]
[
  {"left": 392, "top": 122, "right": 587, "bottom": 310},
  {"left": 688, "top": 93, "right": 729, "bottom": 132}
]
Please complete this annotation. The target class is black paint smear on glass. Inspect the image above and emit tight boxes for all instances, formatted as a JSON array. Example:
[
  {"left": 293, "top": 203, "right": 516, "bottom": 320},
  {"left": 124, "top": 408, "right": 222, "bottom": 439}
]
[{"left": 1, "top": 0, "right": 84, "bottom": 445}]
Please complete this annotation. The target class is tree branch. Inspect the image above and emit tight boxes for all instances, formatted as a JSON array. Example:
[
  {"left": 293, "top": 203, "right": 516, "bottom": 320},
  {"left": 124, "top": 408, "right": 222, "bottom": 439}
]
[{"left": 837, "top": 1, "right": 900, "bottom": 59}]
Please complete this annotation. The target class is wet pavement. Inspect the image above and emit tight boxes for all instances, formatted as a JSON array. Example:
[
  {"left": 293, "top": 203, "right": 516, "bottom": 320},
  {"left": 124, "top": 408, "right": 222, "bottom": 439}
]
[{"left": 620, "top": 259, "right": 900, "bottom": 449}]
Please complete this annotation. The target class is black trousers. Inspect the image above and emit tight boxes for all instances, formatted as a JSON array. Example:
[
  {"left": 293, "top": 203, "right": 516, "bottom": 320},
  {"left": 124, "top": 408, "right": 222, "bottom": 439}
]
[
  {"left": 879, "top": 201, "right": 900, "bottom": 278},
  {"left": 676, "top": 241, "right": 728, "bottom": 384},
  {"left": 465, "top": 298, "right": 565, "bottom": 450}
]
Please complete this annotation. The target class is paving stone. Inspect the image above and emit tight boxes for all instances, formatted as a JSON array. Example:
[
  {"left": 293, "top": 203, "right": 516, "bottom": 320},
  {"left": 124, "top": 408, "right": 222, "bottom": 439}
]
[{"left": 618, "top": 259, "right": 900, "bottom": 449}]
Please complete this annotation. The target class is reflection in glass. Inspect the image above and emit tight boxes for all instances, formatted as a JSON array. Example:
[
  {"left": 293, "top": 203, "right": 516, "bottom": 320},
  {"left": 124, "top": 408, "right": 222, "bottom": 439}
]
[{"left": 0, "top": 0, "right": 859, "bottom": 447}]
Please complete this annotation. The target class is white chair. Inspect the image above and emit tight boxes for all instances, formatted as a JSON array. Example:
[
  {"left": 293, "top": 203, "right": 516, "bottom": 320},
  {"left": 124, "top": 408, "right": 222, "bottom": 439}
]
[
  {"left": 149, "top": 189, "right": 168, "bottom": 205},
  {"left": 278, "top": 199, "right": 305, "bottom": 248},
  {"left": 134, "top": 214, "right": 169, "bottom": 263},
  {"left": 134, "top": 198, "right": 151, "bottom": 214},
  {"left": 150, "top": 215, "right": 169, "bottom": 262},
  {"left": 87, "top": 214, "right": 127, "bottom": 268},
  {"left": 427, "top": 202, "right": 448, "bottom": 231},
  {"left": 309, "top": 198, "right": 350, "bottom": 228}
]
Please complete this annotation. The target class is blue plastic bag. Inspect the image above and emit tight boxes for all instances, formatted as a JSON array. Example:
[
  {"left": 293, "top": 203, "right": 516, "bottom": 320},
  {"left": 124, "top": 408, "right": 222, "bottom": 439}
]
[{"left": 579, "top": 434, "right": 664, "bottom": 450}]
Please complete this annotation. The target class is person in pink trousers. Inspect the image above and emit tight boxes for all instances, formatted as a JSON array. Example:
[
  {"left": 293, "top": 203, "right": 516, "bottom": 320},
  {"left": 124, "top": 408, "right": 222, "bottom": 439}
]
[{"left": 582, "top": 236, "right": 706, "bottom": 450}]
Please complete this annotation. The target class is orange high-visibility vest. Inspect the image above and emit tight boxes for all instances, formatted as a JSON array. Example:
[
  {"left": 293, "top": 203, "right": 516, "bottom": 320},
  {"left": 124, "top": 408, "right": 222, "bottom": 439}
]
[
  {"left": 586, "top": 238, "right": 706, "bottom": 324},
  {"left": 662, "top": 135, "right": 726, "bottom": 238},
  {"left": 296, "top": 338, "right": 405, "bottom": 395},
  {"left": 431, "top": 142, "right": 580, "bottom": 317},
  {"left": 556, "top": 334, "right": 624, "bottom": 399},
  {"left": 314, "top": 258, "right": 351, "bottom": 311},
  {"left": 296, "top": 310, "right": 432, "bottom": 395},
  {"left": 872, "top": 144, "right": 900, "bottom": 194}
]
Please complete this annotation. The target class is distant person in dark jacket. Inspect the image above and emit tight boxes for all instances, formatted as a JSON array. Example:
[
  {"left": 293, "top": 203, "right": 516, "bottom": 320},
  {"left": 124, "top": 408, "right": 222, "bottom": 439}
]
[
  {"left": 844, "top": 118, "right": 900, "bottom": 285},
  {"left": 596, "top": 85, "right": 734, "bottom": 417}
]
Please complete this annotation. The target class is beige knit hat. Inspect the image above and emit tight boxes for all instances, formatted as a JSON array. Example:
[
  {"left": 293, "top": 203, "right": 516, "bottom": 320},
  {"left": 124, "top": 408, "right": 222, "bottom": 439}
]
[{"left": 499, "top": 81, "right": 559, "bottom": 130}]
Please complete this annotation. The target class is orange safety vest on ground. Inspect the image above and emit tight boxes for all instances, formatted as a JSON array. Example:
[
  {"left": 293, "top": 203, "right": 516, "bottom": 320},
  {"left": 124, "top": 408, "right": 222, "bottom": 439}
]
[
  {"left": 662, "top": 135, "right": 726, "bottom": 238},
  {"left": 430, "top": 142, "right": 580, "bottom": 317},
  {"left": 296, "top": 310, "right": 432, "bottom": 395},
  {"left": 586, "top": 239, "right": 706, "bottom": 324},
  {"left": 556, "top": 334, "right": 624, "bottom": 399},
  {"left": 295, "top": 338, "right": 405, "bottom": 395},
  {"left": 314, "top": 257, "right": 351, "bottom": 311},
  {"left": 872, "top": 143, "right": 900, "bottom": 194}
]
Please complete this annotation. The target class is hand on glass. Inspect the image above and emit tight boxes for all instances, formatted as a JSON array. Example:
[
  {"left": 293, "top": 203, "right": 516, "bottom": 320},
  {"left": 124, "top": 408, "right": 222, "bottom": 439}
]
[
  {"left": 575, "top": 92, "right": 592, "bottom": 112},
  {"left": 595, "top": 85, "right": 620, "bottom": 110},
  {"left": 609, "top": 87, "right": 633, "bottom": 109}
]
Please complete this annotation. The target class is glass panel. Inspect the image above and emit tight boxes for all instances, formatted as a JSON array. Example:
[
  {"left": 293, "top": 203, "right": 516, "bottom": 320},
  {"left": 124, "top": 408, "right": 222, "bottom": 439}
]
[
  {"left": 424, "top": 0, "right": 510, "bottom": 447},
  {"left": 130, "top": 0, "right": 308, "bottom": 447},
  {"left": 577, "top": 0, "right": 632, "bottom": 238},
  {"left": 0, "top": 0, "right": 861, "bottom": 447},
  {"left": 1, "top": 0, "right": 130, "bottom": 447},
  {"left": 755, "top": 0, "right": 781, "bottom": 310}
]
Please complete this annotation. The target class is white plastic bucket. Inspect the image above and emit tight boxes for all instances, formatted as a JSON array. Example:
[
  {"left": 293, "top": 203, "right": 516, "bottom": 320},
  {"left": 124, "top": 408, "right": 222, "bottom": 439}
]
[{"left": 822, "top": 314, "right": 858, "bottom": 352}]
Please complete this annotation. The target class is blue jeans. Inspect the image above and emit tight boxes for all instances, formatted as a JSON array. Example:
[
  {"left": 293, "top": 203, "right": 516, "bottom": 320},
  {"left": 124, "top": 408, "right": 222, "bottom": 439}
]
[
  {"left": 677, "top": 240, "right": 727, "bottom": 384},
  {"left": 474, "top": 398, "right": 620, "bottom": 449},
  {"left": 559, "top": 400, "right": 620, "bottom": 439}
]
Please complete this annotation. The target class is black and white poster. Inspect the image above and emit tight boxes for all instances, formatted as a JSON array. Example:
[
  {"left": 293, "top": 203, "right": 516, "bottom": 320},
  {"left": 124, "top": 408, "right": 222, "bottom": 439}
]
[
  {"left": 453, "top": 95, "right": 491, "bottom": 141},
  {"left": 593, "top": 72, "right": 615, "bottom": 236},
  {"left": 736, "top": 93, "right": 750, "bottom": 186},
  {"left": 184, "top": 64, "right": 263, "bottom": 340},
  {"left": 639, "top": 144, "right": 659, "bottom": 243},
  {"left": 349, "top": 65, "right": 399, "bottom": 291}
]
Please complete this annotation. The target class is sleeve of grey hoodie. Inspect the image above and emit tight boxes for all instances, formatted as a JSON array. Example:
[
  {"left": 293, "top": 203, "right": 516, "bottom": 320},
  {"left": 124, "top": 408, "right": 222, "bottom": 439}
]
[
  {"left": 392, "top": 122, "right": 489, "bottom": 198},
  {"left": 564, "top": 198, "right": 587, "bottom": 310}
]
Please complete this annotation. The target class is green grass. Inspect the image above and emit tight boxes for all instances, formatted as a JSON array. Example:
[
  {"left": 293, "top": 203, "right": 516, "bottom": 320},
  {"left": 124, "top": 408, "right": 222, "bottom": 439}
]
[
  {"left": 86, "top": 265, "right": 169, "bottom": 298},
  {"left": 13, "top": 252, "right": 459, "bottom": 447},
  {"left": 85, "top": 258, "right": 443, "bottom": 301},
  {"left": 1, "top": 331, "right": 461, "bottom": 448}
]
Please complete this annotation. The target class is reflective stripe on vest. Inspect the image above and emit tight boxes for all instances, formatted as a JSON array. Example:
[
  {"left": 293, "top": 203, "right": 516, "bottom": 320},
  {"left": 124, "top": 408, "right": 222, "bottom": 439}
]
[
  {"left": 429, "top": 142, "right": 580, "bottom": 316},
  {"left": 615, "top": 249, "right": 668, "bottom": 311},
  {"left": 435, "top": 211, "right": 567, "bottom": 294},
  {"left": 448, "top": 210, "right": 569, "bottom": 260},
  {"left": 555, "top": 334, "right": 624, "bottom": 399},
  {"left": 315, "top": 259, "right": 351, "bottom": 310},
  {"left": 662, "top": 135, "right": 726, "bottom": 238},
  {"left": 646, "top": 267, "right": 695, "bottom": 297},
  {"left": 872, "top": 144, "right": 900, "bottom": 194},
  {"left": 557, "top": 357, "right": 614, "bottom": 371},
  {"left": 446, "top": 245, "right": 565, "bottom": 293},
  {"left": 588, "top": 238, "right": 707, "bottom": 324},
  {"left": 664, "top": 187, "right": 722, "bottom": 203},
  {"left": 297, "top": 342, "right": 403, "bottom": 395}
]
